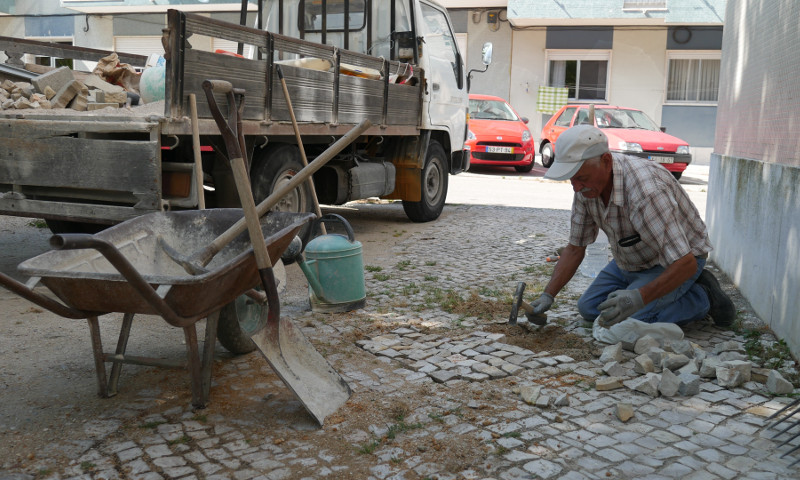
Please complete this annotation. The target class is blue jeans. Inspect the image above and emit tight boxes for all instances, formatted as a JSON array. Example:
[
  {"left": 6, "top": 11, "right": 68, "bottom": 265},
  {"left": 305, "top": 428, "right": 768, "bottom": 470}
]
[{"left": 577, "top": 258, "right": 709, "bottom": 325}]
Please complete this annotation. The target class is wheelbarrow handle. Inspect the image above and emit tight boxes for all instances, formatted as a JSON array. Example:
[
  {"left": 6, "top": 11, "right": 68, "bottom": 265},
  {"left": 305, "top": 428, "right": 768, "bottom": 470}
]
[
  {"left": 51, "top": 234, "right": 194, "bottom": 328},
  {"left": 0, "top": 271, "right": 88, "bottom": 319}
]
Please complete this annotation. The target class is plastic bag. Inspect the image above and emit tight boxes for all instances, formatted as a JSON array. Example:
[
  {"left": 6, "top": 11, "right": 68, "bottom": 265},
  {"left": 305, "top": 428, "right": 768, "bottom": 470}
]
[{"left": 592, "top": 317, "right": 684, "bottom": 344}]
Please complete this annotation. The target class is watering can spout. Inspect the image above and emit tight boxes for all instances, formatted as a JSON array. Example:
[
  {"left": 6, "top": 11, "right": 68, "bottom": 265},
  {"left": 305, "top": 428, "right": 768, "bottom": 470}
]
[{"left": 287, "top": 215, "right": 366, "bottom": 313}]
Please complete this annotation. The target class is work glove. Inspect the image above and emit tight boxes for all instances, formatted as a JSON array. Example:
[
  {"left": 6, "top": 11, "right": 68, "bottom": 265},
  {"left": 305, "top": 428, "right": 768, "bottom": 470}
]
[
  {"left": 597, "top": 289, "right": 644, "bottom": 328},
  {"left": 530, "top": 293, "right": 554, "bottom": 315}
]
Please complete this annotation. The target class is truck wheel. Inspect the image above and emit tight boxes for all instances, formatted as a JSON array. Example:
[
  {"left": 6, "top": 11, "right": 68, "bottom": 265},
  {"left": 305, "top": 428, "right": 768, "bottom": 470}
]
[
  {"left": 216, "top": 260, "right": 287, "bottom": 354},
  {"left": 540, "top": 142, "right": 554, "bottom": 168},
  {"left": 402, "top": 140, "right": 448, "bottom": 222},
  {"left": 250, "top": 144, "right": 315, "bottom": 238}
]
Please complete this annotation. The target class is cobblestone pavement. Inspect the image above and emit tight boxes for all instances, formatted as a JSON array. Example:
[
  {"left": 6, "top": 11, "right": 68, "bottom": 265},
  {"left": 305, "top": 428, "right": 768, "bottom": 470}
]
[{"left": 1, "top": 184, "right": 799, "bottom": 479}]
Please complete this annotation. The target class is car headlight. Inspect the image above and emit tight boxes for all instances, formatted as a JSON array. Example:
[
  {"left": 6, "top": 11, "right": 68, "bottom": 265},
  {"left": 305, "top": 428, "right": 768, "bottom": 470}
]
[
  {"left": 467, "top": 129, "right": 477, "bottom": 141},
  {"left": 677, "top": 145, "right": 690, "bottom": 155},
  {"left": 617, "top": 141, "right": 643, "bottom": 153},
  {"left": 522, "top": 130, "right": 531, "bottom": 142}
]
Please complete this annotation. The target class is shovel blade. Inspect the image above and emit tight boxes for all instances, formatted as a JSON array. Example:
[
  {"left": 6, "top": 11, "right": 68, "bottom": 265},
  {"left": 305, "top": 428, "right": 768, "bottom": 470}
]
[{"left": 250, "top": 317, "right": 351, "bottom": 426}]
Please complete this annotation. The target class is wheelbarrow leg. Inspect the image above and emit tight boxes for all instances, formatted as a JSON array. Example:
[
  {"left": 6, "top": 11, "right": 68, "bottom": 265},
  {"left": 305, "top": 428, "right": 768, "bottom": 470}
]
[
  {"left": 108, "top": 312, "right": 135, "bottom": 396},
  {"left": 183, "top": 324, "right": 207, "bottom": 409},
  {"left": 201, "top": 311, "right": 220, "bottom": 403},
  {"left": 87, "top": 316, "right": 111, "bottom": 398}
]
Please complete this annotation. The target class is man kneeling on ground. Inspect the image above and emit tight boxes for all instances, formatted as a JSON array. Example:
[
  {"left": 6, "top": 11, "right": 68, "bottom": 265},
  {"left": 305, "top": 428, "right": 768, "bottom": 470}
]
[{"left": 530, "top": 124, "right": 735, "bottom": 328}]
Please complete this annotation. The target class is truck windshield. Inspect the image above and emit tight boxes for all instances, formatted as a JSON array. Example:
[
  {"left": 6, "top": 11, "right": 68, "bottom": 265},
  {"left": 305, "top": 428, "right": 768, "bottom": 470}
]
[{"left": 301, "top": 0, "right": 366, "bottom": 31}]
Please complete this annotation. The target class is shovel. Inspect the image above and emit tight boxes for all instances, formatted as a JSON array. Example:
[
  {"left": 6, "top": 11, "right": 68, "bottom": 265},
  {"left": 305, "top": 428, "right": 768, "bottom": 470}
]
[{"left": 201, "top": 79, "right": 351, "bottom": 425}]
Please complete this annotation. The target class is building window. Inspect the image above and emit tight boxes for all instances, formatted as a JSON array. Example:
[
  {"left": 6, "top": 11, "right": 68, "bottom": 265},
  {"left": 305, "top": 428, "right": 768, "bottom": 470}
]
[
  {"left": 666, "top": 52, "right": 720, "bottom": 102},
  {"left": 547, "top": 51, "right": 609, "bottom": 101}
]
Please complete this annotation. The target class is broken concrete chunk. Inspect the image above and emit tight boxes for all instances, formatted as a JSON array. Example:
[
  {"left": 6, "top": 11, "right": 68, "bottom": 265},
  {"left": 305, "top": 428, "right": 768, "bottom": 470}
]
[
  {"left": 662, "top": 353, "right": 691, "bottom": 371},
  {"left": 620, "top": 331, "right": 640, "bottom": 352},
  {"left": 670, "top": 339, "right": 695, "bottom": 358},
  {"left": 631, "top": 372, "right": 661, "bottom": 397},
  {"left": 633, "top": 354, "right": 655, "bottom": 374},
  {"left": 714, "top": 340, "right": 745, "bottom": 355},
  {"left": 699, "top": 357, "right": 722, "bottom": 378},
  {"left": 86, "top": 102, "right": 121, "bottom": 111},
  {"left": 32, "top": 66, "right": 75, "bottom": 95},
  {"left": 13, "top": 97, "right": 33, "bottom": 109},
  {"left": 602, "top": 361, "right": 628, "bottom": 377},
  {"left": 69, "top": 92, "right": 88, "bottom": 111},
  {"left": 43, "top": 85, "right": 57, "bottom": 100},
  {"left": 96, "top": 90, "right": 127, "bottom": 106},
  {"left": 716, "top": 360, "right": 751, "bottom": 388},
  {"left": 51, "top": 79, "right": 82, "bottom": 109},
  {"left": 616, "top": 403, "right": 634, "bottom": 422},
  {"left": 600, "top": 343, "right": 624, "bottom": 363},
  {"left": 678, "top": 372, "right": 701, "bottom": 396},
  {"left": 634, "top": 335, "right": 660, "bottom": 355},
  {"left": 1, "top": 98, "right": 13, "bottom": 109},
  {"left": 766, "top": 370, "right": 794, "bottom": 395},
  {"left": 82, "top": 73, "right": 125, "bottom": 94},
  {"left": 520, "top": 385, "right": 542, "bottom": 405},
  {"left": 718, "top": 351, "right": 748, "bottom": 362},
  {"left": 658, "top": 368, "right": 681, "bottom": 397},
  {"left": 596, "top": 377, "right": 624, "bottom": 391},
  {"left": 1, "top": 79, "right": 16, "bottom": 92},
  {"left": 751, "top": 367, "right": 771, "bottom": 383}
]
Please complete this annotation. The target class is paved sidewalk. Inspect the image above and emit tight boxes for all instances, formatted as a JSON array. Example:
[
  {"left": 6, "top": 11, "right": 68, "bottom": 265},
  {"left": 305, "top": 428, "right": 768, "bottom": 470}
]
[{"left": 0, "top": 201, "right": 798, "bottom": 480}]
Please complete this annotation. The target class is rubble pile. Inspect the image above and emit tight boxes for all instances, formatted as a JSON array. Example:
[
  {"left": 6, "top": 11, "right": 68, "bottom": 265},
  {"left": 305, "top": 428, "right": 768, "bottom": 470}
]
[{"left": 1, "top": 65, "right": 133, "bottom": 112}]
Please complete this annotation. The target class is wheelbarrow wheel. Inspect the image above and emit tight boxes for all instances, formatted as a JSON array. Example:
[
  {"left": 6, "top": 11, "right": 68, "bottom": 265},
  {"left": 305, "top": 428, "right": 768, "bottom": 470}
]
[{"left": 216, "top": 260, "right": 287, "bottom": 354}]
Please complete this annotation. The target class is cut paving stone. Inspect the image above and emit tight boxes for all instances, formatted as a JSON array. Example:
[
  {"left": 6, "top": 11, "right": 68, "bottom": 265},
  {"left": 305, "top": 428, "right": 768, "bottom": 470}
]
[
  {"left": 634, "top": 335, "right": 660, "bottom": 354},
  {"left": 678, "top": 372, "right": 701, "bottom": 396},
  {"left": 716, "top": 360, "right": 751, "bottom": 388},
  {"left": 600, "top": 343, "right": 624, "bottom": 363},
  {"left": 633, "top": 354, "right": 655, "bottom": 374},
  {"left": 31, "top": 66, "right": 74, "bottom": 94},
  {"left": 520, "top": 385, "right": 542, "bottom": 405}
]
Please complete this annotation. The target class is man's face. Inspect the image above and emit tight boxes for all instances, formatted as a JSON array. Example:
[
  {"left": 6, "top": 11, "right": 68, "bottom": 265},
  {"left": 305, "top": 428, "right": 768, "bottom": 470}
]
[{"left": 569, "top": 155, "right": 610, "bottom": 199}]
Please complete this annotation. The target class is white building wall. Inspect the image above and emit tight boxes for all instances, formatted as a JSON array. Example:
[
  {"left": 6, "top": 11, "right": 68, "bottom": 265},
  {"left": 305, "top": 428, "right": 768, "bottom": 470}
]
[
  {"left": 607, "top": 28, "right": 667, "bottom": 125},
  {"left": 708, "top": 0, "right": 800, "bottom": 355},
  {"left": 508, "top": 29, "right": 546, "bottom": 136}
]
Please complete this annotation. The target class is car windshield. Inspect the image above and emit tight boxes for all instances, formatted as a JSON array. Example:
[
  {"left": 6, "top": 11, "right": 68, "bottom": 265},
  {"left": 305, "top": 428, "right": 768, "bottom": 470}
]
[
  {"left": 469, "top": 99, "right": 519, "bottom": 121},
  {"left": 595, "top": 108, "right": 660, "bottom": 131}
]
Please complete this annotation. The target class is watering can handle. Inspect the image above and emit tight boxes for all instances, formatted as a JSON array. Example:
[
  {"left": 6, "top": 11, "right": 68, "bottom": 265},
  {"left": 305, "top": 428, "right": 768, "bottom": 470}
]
[{"left": 312, "top": 214, "right": 355, "bottom": 242}]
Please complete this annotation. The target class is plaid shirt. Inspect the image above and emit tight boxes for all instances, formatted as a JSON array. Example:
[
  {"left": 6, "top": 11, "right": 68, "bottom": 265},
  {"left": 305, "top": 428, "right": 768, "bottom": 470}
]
[{"left": 568, "top": 154, "right": 713, "bottom": 272}]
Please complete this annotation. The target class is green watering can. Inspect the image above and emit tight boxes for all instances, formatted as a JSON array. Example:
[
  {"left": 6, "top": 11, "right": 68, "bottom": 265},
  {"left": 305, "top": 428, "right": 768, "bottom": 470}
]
[{"left": 285, "top": 214, "right": 366, "bottom": 313}]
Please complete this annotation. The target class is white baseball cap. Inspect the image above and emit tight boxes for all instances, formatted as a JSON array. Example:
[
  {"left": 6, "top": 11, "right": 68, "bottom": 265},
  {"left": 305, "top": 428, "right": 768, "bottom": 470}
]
[{"left": 544, "top": 125, "right": 610, "bottom": 181}]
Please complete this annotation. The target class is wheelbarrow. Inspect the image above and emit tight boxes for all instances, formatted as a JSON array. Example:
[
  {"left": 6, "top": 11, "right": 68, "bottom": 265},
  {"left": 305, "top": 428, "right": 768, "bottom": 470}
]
[{"left": 0, "top": 209, "right": 311, "bottom": 411}]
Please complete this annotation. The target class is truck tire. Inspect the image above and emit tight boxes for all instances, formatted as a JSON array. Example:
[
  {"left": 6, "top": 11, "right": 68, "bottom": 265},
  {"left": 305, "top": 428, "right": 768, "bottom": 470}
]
[
  {"left": 250, "top": 144, "right": 315, "bottom": 240},
  {"left": 402, "top": 140, "right": 448, "bottom": 222},
  {"left": 216, "top": 260, "right": 287, "bottom": 354},
  {"left": 45, "top": 219, "right": 107, "bottom": 235}
]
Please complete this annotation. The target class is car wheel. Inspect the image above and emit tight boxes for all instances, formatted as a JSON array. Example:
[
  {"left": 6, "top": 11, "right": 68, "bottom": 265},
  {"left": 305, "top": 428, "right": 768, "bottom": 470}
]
[
  {"left": 540, "top": 142, "right": 554, "bottom": 168},
  {"left": 402, "top": 140, "right": 448, "bottom": 222},
  {"left": 514, "top": 161, "right": 534, "bottom": 173},
  {"left": 671, "top": 171, "right": 682, "bottom": 181}
]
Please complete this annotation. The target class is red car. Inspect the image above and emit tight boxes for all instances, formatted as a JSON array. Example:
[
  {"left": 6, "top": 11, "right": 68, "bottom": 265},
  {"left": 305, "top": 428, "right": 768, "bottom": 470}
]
[
  {"left": 540, "top": 104, "right": 691, "bottom": 180},
  {"left": 466, "top": 94, "right": 536, "bottom": 173}
]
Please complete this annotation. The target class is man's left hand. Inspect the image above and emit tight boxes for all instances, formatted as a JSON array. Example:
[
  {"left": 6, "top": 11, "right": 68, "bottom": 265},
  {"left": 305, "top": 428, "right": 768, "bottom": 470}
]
[{"left": 598, "top": 289, "right": 644, "bottom": 327}]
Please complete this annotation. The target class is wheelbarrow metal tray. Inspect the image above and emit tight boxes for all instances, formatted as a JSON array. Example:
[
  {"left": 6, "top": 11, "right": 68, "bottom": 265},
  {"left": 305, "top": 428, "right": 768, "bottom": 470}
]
[{"left": 18, "top": 209, "right": 314, "bottom": 319}]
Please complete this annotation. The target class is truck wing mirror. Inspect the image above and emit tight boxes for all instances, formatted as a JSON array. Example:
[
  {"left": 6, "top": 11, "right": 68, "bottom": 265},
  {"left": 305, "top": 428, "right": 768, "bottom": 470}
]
[{"left": 482, "top": 42, "right": 493, "bottom": 66}]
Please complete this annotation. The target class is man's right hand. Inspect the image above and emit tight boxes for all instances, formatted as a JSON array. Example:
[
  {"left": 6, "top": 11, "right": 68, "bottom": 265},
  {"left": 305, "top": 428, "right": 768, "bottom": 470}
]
[{"left": 531, "top": 293, "right": 554, "bottom": 314}]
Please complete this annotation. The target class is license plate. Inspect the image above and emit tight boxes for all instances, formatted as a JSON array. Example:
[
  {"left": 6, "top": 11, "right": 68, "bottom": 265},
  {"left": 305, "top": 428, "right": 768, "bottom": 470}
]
[
  {"left": 487, "top": 146, "right": 513, "bottom": 154},
  {"left": 649, "top": 155, "right": 674, "bottom": 164}
]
